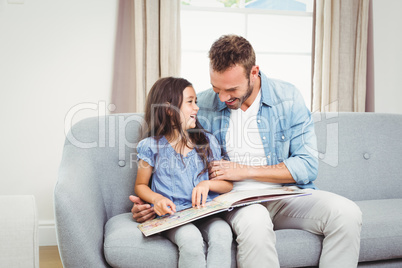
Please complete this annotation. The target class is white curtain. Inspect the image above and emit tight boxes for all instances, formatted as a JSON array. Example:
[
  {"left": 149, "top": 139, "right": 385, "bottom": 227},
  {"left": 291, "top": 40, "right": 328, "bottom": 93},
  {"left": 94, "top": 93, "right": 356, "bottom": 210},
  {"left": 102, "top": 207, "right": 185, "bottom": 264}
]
[
  {"left": 111, "top": 0, "right": 181, "bottom": 113},
  {"left": 312, "top": 0, "right": 370, "bottom": 112}
]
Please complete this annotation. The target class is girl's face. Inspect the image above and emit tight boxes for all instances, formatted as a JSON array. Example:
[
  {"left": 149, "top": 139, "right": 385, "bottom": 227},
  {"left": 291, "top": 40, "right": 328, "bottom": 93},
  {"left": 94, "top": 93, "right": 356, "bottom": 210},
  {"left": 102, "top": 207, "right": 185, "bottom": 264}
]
[{"left": 180, "top": 86, "right": 199, "bottom": 130}]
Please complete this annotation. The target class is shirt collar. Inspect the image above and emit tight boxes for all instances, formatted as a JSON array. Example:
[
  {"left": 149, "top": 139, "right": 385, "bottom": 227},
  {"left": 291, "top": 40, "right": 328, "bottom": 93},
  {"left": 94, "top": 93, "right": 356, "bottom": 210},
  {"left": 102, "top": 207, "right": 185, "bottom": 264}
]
[{"left": 259, "top": 71, "right": 273, "bottom": 107}]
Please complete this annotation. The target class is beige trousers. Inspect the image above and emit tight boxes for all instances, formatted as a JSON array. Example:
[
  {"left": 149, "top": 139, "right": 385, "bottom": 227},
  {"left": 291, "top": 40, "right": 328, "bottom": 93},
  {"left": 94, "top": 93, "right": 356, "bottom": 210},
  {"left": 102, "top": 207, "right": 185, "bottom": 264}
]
[{"left": 223, "top": 190, "right": 362, "bottom": 268}]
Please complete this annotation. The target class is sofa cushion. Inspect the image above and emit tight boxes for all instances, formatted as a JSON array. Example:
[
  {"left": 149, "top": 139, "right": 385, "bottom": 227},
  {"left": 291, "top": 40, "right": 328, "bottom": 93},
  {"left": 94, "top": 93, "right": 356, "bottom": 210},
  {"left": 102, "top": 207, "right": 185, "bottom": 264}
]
[
  {"left": 104, "top": 213, "right": 238, "bottom": 267},
  {"left": 357, "top": 199, "right": 402, "bottom": 262},
  {"left": 105, "top": 214, "right": 324, "bottom": 267},
  {"left": 104, "top": 198, "right": 402, "bottom": 267},
  {"left": 105, "top": 213, "right": 322, "bottom": 268},
  {"left": 104, "top": 213, "right": 179, "bottom": 267},
  {"left": 276, "top": 229, "right": 323, "bottom": 267}
]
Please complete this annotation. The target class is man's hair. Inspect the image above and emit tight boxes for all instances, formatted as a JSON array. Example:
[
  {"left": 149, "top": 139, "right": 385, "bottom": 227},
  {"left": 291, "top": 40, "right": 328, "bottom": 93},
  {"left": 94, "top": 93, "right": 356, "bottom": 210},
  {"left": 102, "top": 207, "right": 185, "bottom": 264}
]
[{"left": 208, "top": 35, "right": 256, "bottom": 78}]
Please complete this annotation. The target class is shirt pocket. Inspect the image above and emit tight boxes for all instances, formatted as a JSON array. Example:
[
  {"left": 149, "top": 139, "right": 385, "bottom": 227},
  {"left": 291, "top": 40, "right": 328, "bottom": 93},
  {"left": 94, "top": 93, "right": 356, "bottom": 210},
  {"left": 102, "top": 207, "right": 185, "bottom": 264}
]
[{"left": 274, "top": 129, "right": 291, "bottom": 162}]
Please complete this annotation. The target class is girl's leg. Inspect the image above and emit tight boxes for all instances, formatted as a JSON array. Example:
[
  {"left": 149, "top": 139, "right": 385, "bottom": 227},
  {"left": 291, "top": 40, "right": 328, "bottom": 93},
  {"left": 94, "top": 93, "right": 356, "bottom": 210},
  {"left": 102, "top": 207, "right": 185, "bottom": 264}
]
[
  {"left": 196, "top": 216, "right": 233, "bottom": 268},
  {"left": 164, "top": 223, "right": 206, "bottom": 268}
]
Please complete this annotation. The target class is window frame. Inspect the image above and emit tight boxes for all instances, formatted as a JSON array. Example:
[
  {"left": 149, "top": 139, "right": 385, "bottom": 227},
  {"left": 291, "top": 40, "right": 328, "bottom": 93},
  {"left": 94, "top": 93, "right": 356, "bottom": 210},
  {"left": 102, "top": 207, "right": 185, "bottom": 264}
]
[{"left": 180, "top": 4, "right": 314, "bottom": 110}]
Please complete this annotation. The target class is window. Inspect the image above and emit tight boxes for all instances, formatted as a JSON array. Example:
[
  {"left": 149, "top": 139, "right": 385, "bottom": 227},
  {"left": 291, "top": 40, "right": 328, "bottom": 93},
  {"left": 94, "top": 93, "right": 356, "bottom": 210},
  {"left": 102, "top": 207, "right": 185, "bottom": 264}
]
[{"left": 180, "top": 0, "right": 314, "bottom": 109}]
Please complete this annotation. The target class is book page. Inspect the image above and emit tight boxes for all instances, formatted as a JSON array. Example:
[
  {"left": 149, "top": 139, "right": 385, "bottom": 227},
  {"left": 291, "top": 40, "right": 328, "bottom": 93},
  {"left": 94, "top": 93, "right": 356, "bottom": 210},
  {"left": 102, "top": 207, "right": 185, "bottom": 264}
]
[
  {"left": 213, "top": 186, "right": 305, "bottom": 205},
  {"left": 137, "top": 186, "right": 309, "bottom": 236},
  {"left": 138, "top": 199, "right": 229, "bottom": 236}
]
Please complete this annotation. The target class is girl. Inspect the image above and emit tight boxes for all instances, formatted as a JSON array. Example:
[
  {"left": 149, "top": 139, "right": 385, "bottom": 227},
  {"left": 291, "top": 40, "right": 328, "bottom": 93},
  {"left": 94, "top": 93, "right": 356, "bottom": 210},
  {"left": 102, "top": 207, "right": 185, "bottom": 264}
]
[{"left": 135, "top": 77, "right": 233, "bottom": 268}]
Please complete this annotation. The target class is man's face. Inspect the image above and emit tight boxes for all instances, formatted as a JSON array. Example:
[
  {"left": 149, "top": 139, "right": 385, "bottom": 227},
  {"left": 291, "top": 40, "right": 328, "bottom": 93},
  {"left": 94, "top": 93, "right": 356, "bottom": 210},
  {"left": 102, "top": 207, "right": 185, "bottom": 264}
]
[{"left": 210, "top": 64, "right": 255, "bottom": 110}]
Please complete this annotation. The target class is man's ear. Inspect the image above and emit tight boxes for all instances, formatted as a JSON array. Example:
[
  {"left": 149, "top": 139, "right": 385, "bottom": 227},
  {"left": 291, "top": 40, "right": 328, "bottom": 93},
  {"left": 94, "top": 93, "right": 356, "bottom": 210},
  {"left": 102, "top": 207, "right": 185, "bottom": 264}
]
[{"left": 250, "top": 65, "right": 259, "bottom": 79}]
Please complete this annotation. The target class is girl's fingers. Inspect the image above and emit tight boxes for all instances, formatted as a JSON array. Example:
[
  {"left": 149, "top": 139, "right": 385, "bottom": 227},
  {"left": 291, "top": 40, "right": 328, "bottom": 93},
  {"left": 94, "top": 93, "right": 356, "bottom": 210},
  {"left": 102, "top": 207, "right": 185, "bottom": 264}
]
[
  {"left": 195, "top": 190, "right": 201, "bottom": 207},
  {"left": 192, "top": 186, "right": 209, "bottom": 208},
  {"left": 192, "top": 188, "right": 200, "bottom": 207},
  {"left": 192, "top": 188, "right": 197, "bottom": 207},
  {"left": 202, "top": 190, "right": 207, "bottom": 206},
  {"left": 168, "top": 200, "right": 176, "bottom": 213},
  {"left": 163, "top": 200, "right": 175, "bottom": 215}
]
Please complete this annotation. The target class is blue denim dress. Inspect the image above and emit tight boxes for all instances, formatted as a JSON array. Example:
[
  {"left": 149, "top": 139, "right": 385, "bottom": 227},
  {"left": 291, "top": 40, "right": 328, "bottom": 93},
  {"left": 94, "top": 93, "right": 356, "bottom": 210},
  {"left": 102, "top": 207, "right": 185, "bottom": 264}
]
[{"left": 137, "top": 133, "right": 222, "bottom": 212}]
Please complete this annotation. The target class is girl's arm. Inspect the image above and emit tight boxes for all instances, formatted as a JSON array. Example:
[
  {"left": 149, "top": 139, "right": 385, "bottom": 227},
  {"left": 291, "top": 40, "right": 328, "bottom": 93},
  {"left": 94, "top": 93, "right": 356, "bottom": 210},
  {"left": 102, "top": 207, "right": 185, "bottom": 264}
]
[
  {"left": 192, "top": 180, "right": 233, "bottom": 208},
  {"left": 135, "top": 160, "right": 176, "bottom": 216},
  {"left": 209, "top": 180, "right": 233, "bottom": 193}
]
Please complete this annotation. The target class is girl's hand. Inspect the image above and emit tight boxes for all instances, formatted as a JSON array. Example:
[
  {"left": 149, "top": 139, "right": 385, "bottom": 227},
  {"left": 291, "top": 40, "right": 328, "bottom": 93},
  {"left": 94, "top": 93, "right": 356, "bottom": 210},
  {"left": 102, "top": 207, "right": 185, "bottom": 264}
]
[
  {"left": 153, "top": 197, "right": 176, "bottom": 216},
  {"left": 192, "top": 181, "right": 210, "bottom": 208}
]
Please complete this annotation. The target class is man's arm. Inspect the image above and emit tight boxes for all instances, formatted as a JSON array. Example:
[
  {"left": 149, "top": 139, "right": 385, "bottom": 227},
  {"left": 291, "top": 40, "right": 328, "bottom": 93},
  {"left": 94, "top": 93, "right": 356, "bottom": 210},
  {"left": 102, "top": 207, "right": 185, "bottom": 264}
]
[
  {"left": 209, "top": 160, "right": 295, "bottom": 183},
  {"left": 210, "top": 85, "right": 318, "bottom": 185}
]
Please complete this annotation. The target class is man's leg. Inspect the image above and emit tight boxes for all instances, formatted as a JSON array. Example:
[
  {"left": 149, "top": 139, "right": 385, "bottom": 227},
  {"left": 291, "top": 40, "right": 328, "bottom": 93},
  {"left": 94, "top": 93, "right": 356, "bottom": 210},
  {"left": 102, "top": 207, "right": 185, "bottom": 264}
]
[
  {"left": 266, "top": 190, "right": 362, "bottom": 268},
  {"left": 223, "top": 204, "right": 280, "bottom": 268}
]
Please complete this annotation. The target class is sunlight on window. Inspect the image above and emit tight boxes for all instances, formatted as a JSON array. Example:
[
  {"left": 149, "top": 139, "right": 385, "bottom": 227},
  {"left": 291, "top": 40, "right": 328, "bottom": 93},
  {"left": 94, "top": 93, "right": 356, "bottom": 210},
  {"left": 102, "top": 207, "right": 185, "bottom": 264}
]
[{"left": 181, "top": 0, "right": 313, "bottom": 109}]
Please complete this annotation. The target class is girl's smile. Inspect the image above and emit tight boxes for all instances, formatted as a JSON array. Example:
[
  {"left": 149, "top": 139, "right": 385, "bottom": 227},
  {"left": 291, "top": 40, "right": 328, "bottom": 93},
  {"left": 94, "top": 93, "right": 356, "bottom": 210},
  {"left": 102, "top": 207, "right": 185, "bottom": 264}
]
[{"left": 180, "top": 86, "right": 199, "bottom": 130}]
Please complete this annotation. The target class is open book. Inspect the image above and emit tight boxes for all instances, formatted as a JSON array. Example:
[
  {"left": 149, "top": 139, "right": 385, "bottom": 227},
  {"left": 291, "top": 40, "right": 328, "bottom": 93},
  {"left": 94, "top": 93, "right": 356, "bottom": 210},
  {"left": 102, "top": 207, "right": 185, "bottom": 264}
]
[{"left": 137, "top": 186, "right": 311, "bottom": 236}]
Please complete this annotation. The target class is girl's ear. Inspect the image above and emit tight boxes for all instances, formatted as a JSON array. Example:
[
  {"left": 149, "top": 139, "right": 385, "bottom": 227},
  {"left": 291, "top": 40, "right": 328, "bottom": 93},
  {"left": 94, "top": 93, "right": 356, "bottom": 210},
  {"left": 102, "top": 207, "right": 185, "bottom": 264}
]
[{"left": 166, "top": 102, "right": 172, "bottom": 116}]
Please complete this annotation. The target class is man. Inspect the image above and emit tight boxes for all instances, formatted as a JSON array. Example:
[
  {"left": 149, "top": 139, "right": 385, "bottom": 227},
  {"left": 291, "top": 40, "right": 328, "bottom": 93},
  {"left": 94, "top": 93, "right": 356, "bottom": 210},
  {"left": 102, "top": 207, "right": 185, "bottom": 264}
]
[{"left": 131, "top": 35, "right": 362, "bottom": 267}]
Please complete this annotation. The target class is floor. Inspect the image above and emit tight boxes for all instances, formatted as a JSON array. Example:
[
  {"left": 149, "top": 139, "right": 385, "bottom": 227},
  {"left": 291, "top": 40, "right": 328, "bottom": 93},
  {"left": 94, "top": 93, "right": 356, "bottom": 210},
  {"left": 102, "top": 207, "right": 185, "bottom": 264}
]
[{"left": 39, "top": 246, "right": 63, "bottom": 268}]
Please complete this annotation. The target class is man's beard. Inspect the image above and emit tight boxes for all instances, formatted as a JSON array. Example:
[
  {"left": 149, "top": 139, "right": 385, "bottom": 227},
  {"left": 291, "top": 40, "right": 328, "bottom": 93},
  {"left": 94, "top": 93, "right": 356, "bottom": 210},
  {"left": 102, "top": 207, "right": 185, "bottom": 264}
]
[{"left": 228, "top": 79, "right": 254, "bottom": 110}]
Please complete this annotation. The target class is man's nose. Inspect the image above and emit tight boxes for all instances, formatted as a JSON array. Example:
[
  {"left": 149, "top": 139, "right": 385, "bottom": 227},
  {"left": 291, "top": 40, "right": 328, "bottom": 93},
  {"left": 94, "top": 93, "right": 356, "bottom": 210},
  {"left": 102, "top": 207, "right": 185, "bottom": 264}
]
[{"left": 218, "top": 91, "right": 231, "bottom": 102}]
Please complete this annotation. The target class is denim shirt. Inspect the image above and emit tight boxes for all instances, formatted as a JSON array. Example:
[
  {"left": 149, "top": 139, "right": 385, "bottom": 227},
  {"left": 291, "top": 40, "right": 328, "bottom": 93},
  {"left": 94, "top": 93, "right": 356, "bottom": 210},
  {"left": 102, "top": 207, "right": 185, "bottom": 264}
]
[
  {"left": 197, "top": 71, "right": 318, "bottom": 189},
  {"left": 137, "top": 133, "right": 222, "bottom": 212}
]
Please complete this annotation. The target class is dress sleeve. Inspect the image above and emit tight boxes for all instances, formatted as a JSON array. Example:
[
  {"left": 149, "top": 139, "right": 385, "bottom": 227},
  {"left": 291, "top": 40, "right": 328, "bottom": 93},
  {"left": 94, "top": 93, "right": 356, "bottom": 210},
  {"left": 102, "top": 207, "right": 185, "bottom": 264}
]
[
  {"left": 137, "top": 138, "right": 155, "bottom": 167},
  {"left": 208, "top": 134, "right": 222, "bottom": 161}
]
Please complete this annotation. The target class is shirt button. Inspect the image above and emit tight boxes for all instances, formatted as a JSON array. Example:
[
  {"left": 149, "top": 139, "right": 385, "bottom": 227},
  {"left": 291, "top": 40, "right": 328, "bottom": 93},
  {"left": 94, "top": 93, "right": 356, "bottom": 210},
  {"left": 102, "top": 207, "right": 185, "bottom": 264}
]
[
  {"left": 282, "top": 135, "right": 285, "bottom": 140},
  {"left": 118, "top": 160, "right": 126, "bottom": 167},
  {"left": 363, "top": 153, "right": 370, "bottom": 160},
  {"left": 262, "top": 136, "right": 266, "bottom": 140},
  {"left": 267, "top": 155, "right": 271, "bottom": 159},
  {"left": 257, "top": 120, "right": 261, "bottom": 124}
]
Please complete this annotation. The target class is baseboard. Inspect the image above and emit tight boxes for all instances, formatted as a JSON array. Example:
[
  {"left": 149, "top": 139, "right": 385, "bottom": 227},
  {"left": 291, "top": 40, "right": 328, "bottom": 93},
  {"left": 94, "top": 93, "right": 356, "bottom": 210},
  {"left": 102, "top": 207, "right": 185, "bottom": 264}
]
[{"left": 39, "top": 220, "right": 58, "bottom": 246}]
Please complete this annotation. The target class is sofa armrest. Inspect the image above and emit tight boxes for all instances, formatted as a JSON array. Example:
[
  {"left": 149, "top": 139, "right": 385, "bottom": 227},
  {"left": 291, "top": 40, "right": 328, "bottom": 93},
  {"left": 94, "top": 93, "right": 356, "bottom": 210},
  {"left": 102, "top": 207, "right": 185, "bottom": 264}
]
[
  {"left": 0, "top": 195, "right": 39, "bottom": 268},
  {"left": 55, "top": 144, "right": 111, "bottom": 268}
]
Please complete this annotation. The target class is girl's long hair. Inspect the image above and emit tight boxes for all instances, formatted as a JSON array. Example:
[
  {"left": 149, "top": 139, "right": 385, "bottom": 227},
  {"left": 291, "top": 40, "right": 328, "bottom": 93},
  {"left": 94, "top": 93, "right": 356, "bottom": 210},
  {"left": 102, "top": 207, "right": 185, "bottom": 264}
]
[{"left": 143, "top": 77, "right": 213, "bottom": 177}]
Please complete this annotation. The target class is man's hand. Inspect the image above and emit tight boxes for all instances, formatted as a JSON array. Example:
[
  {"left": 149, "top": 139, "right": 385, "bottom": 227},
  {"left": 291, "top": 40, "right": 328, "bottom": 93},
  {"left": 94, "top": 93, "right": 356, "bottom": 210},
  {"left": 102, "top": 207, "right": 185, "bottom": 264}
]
[
  {"left": 209, "top": 159, "right": 248, "bottom": 181},
  {"left": 129, "top": 195, "right": 156, "bottom": 223},
  {"left": 192, "top": 181, "right": 210, "bottom": 208}
]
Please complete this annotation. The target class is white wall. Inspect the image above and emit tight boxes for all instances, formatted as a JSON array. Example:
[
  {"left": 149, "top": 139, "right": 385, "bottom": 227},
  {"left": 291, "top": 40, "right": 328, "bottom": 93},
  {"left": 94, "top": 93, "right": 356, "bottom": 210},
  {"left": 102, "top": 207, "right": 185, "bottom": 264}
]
[
  {"left": 0, "top": 0, "right": 117, "bottom": 245},
  {"left": 0, "top": 0, "right": 401, "bottom": 247},
  {"left": 373, "top": 0, "right": 402, "bottom": 113}
]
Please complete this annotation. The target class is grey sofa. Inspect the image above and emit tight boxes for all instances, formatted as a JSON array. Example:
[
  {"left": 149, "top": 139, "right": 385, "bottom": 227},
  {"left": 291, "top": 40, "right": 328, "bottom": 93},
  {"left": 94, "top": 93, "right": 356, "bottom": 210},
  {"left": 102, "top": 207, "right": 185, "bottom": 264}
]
[{"left": 55, "top": 112, "right": 402, "bottom": 267}]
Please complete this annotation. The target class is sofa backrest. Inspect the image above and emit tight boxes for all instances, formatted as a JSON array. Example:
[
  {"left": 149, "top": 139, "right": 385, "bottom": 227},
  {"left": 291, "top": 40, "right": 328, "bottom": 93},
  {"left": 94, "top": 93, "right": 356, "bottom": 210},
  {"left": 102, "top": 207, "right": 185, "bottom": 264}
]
[
  {"left": 61, "top": 113, "right": 144, "bottom": 220},
  {"left": 60, "top": 112, "right": 402, "bottom": 221},
  {"left": 313, "top": 112, "right": 402, "bottom": 201}
]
